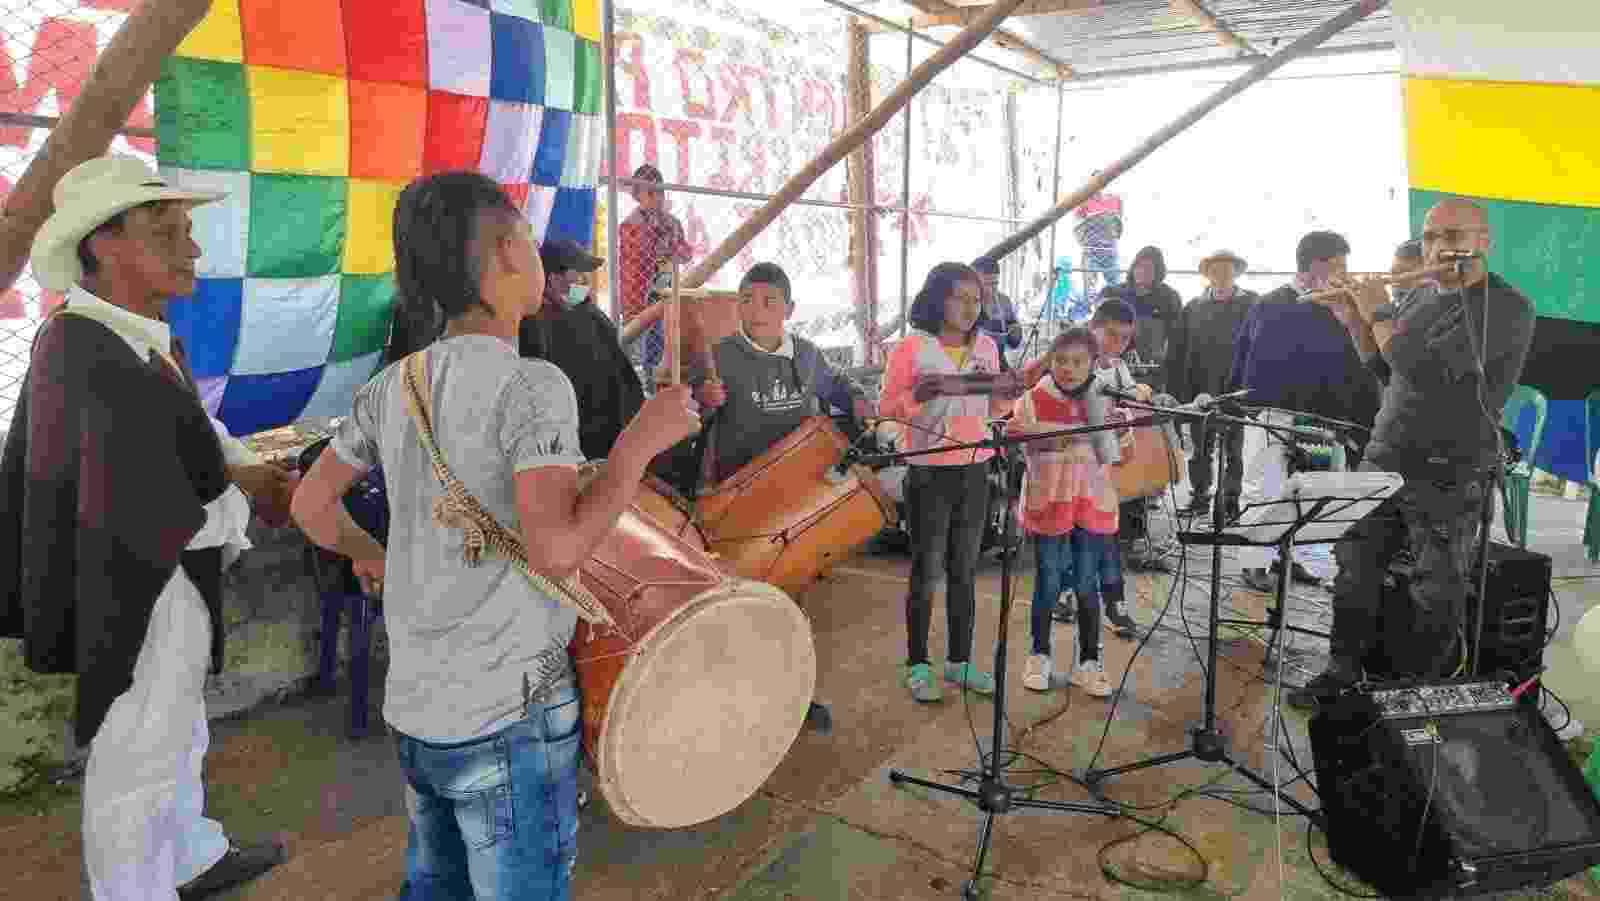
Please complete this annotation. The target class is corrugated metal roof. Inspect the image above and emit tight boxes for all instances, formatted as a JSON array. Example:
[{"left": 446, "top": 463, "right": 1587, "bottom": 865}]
[{"left": 864, "top": 0, "right": 1396, "bottom": 80}]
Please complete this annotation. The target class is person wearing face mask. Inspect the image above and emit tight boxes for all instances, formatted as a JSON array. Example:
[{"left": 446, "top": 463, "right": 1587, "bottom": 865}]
[{"left": 518, "top": 238, "right": 646, "bottom": 462}]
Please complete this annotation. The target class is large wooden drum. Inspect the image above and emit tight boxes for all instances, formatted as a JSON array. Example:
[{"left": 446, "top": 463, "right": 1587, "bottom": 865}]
[
  {"left": 696, "top": 417, "right": 893, "bottom": 600},
  {"left": 571, "top": 463, "right": 816, "bottom": 829},
  {"left": 1110, "top": 414, "right": 1188, "bottom": 501}
]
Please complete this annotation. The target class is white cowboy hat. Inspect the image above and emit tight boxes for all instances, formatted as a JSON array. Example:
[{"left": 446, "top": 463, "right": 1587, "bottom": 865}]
[
  {"left": 30, "top": 154, "right": 225, "bottom": 293},
  {"left": 1198, "top": 249, "right": 1248, "bottom": 275}
]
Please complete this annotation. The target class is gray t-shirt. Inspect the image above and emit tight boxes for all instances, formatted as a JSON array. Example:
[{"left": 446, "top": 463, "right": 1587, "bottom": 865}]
[{"left": 331, "top": 335, "right": 585, "bottom": 742}]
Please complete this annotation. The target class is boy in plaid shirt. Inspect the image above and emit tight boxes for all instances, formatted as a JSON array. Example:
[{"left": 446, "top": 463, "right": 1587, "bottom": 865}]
[{"left": 617, "top": 164, "right": 693, "bottom": 383}]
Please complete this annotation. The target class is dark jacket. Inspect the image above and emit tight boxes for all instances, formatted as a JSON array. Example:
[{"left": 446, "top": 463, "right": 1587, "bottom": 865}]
[
  {"left": 1228, "top": 285, "right": 1380, "bottom": 429},
  {"left": 1103, "top": 271, "right": 1183, "bottom": 374},
  {"left": 519, "top": 299, "right": 645, "bottom": 462},
  {"left": 1164, "top": 287, "right": 1259, "bottom": 402},
  {"left": 692, "top": 332, "right": 866, "bottom": 483},
  {"left": 1366, "top": 273, "right": 1534, "bottom": 474},
  {"left": 0, "top": 314, "right": 228, "bottom": 744}
]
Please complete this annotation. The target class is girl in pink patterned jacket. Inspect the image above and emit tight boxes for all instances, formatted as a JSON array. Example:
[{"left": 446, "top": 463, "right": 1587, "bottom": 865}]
[{"left": 880, "top": 262, "right": 1022, "bottom": 703}]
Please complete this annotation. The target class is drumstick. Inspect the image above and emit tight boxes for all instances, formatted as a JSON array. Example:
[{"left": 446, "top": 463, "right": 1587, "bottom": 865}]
[{"left": 666, "top": 261, "right": 681, "bottom": 386}]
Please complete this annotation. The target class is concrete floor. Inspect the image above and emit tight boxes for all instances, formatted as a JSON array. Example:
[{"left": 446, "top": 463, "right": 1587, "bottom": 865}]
[{"left": 4, "top": 489, "right": 1599, "bottom": 901}]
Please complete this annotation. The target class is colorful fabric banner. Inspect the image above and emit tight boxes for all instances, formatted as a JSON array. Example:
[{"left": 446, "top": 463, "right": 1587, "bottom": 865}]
[
  {"left": 155, "top": 0, "right": 604, "bottom": 435},
  {"left": 1396, "top": 0, "right": 1600, "bottom": 484}
]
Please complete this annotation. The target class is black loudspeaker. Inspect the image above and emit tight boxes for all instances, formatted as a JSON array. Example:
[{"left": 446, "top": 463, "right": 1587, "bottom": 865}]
[
  {"left": 1310, "top": 680, "right": 1600, "bottom": 897},
  {"left": 1370, "top": 542, "right": 1552, "bottom": 684}
]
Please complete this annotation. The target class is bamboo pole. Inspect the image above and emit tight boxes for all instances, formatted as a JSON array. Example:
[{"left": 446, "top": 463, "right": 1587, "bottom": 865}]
[
  {"left": 681, "top": 0, "right": 1030, "bottom": 290},
  {"left": 846, "top": 19, "right": 880, "bottom": 366},
  {"left": 982, "top": 0, "right": 1388, "bottom": 263},
  {"left": 0, "top": 0, "right": 215, "bottom": 296}
]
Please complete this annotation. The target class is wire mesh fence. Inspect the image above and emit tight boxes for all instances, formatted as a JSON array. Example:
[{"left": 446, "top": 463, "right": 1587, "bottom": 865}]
[{"left": 1, "top": 0, "right": 152, "bottom": 432}]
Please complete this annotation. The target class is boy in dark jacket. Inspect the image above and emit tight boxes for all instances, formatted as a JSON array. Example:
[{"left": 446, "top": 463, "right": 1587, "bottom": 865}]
[
  {"left": 694, "top": 263, "right": 871, "bottom": 483},
  {"left": 1165, "top": 249, "right": 1258, "bottom": 517}
]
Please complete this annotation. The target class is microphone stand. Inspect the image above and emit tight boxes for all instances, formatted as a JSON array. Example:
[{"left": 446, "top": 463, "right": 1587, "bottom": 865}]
[
  {"left": 854, "top": 416, "right": 1146, "bottom": 900},
  {"left": 1073, "top": 396, "right": 1333, "bottom": 824},
  {"left": 1451, "top": 254, "right": 1498, "bottom": 680}
]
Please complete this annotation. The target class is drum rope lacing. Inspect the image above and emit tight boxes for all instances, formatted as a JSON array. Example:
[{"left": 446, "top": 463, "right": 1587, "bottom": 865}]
[{"left": 401, "top": 351, "right": 617, "bottom": 627}]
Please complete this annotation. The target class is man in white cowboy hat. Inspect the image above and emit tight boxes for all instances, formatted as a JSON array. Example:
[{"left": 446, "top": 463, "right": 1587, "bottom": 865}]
[
  {"left": 1163, "top": 249, "right": 1258, "bottom": 519},
  {"left": 0, "top": 154, "right": 288, "bottom": 899}
]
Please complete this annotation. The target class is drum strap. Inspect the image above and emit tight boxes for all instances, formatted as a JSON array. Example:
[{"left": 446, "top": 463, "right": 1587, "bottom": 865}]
[{"left": 400, "top": 351, "right": 615, "bottom": 626}]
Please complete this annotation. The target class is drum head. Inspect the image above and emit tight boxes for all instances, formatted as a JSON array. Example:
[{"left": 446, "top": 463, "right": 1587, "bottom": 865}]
[{"left": 600, "top": 579, "right": 815, "bottom": 829}]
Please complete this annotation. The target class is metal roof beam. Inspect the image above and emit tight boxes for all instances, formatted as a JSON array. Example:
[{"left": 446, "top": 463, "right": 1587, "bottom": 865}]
[
  {"left": 901, "top": 0, "right": 1082, "bottom": 78},
  {"left": 1169, "top": 0, "right": 1259, "bottom": 56}
]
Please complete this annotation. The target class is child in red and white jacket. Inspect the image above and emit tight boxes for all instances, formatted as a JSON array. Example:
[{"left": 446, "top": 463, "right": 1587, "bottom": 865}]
[
  {"left": 880, "top": 262, "right": 1022, "bottom": 704},
  {"left": 1008, "top": 328, "right": 1121, "bottom": 696}
]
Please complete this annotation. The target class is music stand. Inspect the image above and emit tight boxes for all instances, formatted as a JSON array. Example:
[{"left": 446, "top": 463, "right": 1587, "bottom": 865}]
[
  {"left": 1217, "top": 469, "right": 1403, "bottom": 661},
  {"left": 867, "top": 418, "right": 1126, "bottom": 900},
  {"left": 1079, "top": 402, "right": 1400, "bottom": 822}
]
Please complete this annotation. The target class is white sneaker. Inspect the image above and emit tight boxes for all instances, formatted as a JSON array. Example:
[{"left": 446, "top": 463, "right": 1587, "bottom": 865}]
[
  {"left": 1072, "top": 659, "right": 1113, "bottom": 698},
  {"left": 1023, "top": 654, "right": 1052, "bottom": 692}
]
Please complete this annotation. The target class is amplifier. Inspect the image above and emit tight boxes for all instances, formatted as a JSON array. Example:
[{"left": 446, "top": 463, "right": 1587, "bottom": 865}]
[
  {"left": 1310, "top": 679, "right": 1600, "bottom": 897},
  {"left": 1370, "top": 542, "right": 1551, "bottom": 683}
]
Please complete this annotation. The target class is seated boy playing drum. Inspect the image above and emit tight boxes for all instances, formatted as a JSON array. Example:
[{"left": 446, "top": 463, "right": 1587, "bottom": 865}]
[{"left": 692, "top": 261, "right": 873, "bottom": 732}]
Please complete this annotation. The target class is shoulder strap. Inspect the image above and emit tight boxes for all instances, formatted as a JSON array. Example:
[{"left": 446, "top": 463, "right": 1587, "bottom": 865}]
[{"left": 399, "top": 352, "right": 614, "bottom": 626}]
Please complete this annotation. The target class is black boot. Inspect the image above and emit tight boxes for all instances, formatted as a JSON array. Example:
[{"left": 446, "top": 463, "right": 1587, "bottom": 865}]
[
  {"left": 1100, "top": 583, "right": 1137, "bottom": 638},
  {"left": 1181, "top": 493, "right": 1211, "bottom": 516}
]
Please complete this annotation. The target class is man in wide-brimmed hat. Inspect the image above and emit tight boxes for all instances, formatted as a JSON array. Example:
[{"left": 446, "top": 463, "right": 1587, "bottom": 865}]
[
  {"left": 1165, "top": 249, "right": 1257, "bottom": 518},
  {"left": 0, "top": 155, "right": 286, "bottom": 899}
]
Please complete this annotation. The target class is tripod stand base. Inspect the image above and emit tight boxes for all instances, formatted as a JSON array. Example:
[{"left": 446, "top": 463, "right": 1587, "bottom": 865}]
[
  {"left": 1080, "top": 728, "right": 1323, "bottom": 826},
  {"left": 888, "top": 767, "right": 1119, "bottom": 898}
]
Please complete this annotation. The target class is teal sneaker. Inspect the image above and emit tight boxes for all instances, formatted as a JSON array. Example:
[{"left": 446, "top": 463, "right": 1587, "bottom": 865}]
[
  {"left": 904, "top": 663, "right": 943, "bottom": 702},
  {"left": 944, "top": 661, "right": 996, "bottom": 695}
]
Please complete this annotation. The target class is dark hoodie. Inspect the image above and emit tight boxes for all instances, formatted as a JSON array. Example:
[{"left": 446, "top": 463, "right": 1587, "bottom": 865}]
[{"left": 1103, "top": 246, "right": 1183, "bottom": 375}]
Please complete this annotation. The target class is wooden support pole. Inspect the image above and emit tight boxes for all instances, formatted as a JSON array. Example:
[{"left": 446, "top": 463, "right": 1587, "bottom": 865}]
[
  {"left": 681, "top": 0, "right": 1029, "bottom": 290},
  {"left": 1169, "top": 0, "right": 1258, "bottom": 56},
  {"left": 981, "top": 0, "right": 1387, "bottom": 263},
  {"left": 846, "top": 19, "right": 881, "bottom": 366},
  {"left": 0, "top": 0, "right": 215, "bottom": 296}
]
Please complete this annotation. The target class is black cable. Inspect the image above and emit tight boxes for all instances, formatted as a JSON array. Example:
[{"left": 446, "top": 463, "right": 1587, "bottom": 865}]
[{"left": 1305, "top": 818, "right": 1382, "bottom": 898}]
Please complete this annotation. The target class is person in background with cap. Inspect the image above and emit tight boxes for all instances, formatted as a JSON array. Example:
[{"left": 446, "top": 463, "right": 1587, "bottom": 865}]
[
  {"left": 0, "top": 155, "right": 288, "bottom": 899},
  {"left": 1164, "top": 250, "right": 1258, "bottom": 519},
  {"left": 520, "top": 238, "right": 645, "bottom": 461},
  {"left": 971, "top": 255, "right": 1022, "bottom": 372},
  {"left": 616, "top": 164, "right": 693, "bottom": 385}
]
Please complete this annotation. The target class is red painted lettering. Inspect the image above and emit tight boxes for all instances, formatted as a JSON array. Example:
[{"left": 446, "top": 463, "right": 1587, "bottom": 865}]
[
  {"left": 611, "top": 112, "right": 657, "bottom": 182},
  {"left": 0, "top": 16, "right": 155, "bottom": 152},
  {"left": 659, "top": 118, "right": 701, "bottom": 186},
  {"left": 742, "top": 66, "right": 780, "bottom": 130},
  {"left": 706, "top": 126, "right": 737, "bottom": 193},
  {"left": 673, "top": 49, "right": 716, "bottom": 121},
  {"left": 614, "top": 32, "right": 652, "bottom": 110},
  {"left": 717, "top": 63, "right": 752, "bottom": 126}
]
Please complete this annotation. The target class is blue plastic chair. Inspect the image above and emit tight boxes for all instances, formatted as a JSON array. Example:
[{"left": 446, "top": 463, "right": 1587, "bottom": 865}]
[
  {"left": 300, "top": 439, "right": 389, "bottom": 736},
  {"left": 1584, "top": 389, "right": 1600, "bottom": 563},
  {"left": 1500, "top": 385, "right": 1547, "bottom": 549}
]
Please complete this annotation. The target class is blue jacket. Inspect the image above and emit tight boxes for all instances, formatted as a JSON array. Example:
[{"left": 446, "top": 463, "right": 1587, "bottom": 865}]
[{"left": 1228, "top": 285, "right": 1380, "bottom": 428}]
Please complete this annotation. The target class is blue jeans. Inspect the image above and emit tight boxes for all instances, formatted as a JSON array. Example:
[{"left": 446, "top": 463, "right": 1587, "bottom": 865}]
[
  {"left": 395, "top": 676, "right": 582, "bottom": 901},
  {"left": 1030, "top": 530, "right": 1120, "bottom": 658}
]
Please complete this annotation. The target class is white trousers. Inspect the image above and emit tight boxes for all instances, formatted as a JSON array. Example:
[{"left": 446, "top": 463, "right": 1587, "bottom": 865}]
[
  {"left": 1238, "top": 411, "right": 1317, "bottom": 572},
  {"left": 83, "top": 567, "right": 229, "bottom": 900}
]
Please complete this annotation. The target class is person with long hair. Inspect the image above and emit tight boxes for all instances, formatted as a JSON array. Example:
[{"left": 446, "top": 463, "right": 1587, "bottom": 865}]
[
  {"left": 294, "top": 172, "right": 700, "bottom": 899},
  {"left": 879, "top": 262, "right": 1022, "bottom": 702}
]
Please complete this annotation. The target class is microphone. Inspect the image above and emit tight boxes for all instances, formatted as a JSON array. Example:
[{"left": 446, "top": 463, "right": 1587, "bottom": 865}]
[
  {"left": 825, "top": 447, "right": 859, "bottom": 484},
  {"left": 1099, "top": 384, "right": 1142, "bottom": 404}
]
